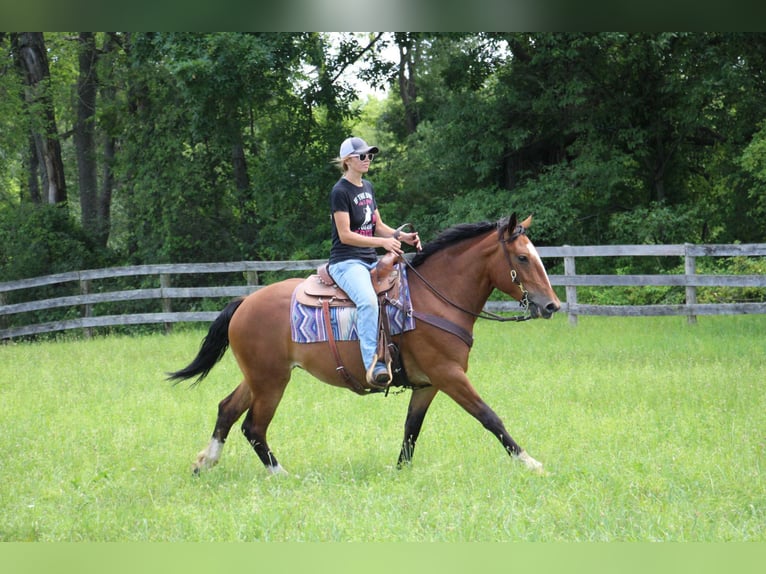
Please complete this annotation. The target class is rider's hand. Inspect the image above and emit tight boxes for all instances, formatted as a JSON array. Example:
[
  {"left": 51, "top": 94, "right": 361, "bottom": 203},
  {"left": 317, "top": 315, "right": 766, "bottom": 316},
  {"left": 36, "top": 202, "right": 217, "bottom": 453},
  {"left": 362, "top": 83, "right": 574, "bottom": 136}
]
[
  {"left": 381, "top": 236, "right": 403, "bottom": 254},
  {"left": 402, "top": 231, "right": 422, "bottom": 251}
]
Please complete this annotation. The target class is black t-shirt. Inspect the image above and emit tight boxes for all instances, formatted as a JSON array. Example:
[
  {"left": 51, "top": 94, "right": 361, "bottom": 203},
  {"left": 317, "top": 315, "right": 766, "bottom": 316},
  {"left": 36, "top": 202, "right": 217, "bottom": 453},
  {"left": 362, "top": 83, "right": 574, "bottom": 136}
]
[{"left": 329, "top": 177, "right": 378, "bottom": 264}]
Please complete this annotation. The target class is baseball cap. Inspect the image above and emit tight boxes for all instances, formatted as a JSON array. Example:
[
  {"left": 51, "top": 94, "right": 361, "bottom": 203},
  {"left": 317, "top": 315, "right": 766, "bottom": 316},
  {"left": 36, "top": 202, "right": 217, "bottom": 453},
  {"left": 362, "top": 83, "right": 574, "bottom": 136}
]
[{"left": 339, "top": 136, "right": 379, "bottom": 158}]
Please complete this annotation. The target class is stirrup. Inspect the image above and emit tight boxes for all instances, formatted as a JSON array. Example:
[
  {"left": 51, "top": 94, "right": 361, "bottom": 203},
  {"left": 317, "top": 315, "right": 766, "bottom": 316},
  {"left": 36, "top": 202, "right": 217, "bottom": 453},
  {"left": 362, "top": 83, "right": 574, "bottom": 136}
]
[{"left": 366, "top": 360, "right": 392, "bottom": 388}]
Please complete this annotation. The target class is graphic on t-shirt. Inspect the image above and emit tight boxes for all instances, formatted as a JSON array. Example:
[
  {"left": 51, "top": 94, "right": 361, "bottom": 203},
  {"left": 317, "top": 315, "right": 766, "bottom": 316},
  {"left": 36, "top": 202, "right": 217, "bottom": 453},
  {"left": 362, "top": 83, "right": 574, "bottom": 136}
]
[
  {"left": 362, "top": 205, "right": 372, "bottom": 227},
  {"left": 353, "top": 192, "right": 375, "bottom": 237}
]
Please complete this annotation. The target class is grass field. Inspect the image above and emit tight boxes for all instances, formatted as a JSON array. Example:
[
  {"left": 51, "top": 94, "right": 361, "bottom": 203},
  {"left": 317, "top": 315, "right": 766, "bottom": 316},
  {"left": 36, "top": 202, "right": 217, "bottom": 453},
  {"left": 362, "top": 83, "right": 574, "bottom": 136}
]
[{"left": 0, "top": 315, "right": 764, "bottom": 541}]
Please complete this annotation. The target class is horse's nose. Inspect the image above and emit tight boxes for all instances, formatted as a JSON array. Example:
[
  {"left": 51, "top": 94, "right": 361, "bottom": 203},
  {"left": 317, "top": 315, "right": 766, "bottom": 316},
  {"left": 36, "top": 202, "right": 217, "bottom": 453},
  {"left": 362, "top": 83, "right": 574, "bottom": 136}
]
[{"left": 546, "top": 301, "right": 560, "bottom": 314}]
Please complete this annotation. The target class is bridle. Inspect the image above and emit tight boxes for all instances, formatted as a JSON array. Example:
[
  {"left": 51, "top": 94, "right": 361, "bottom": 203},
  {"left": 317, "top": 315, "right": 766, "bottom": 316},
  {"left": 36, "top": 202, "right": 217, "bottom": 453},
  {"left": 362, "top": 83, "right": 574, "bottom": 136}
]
[
  {"left": 398, "top": 221, "right": 532, "bottom": 324},
  {"left": 496, "top": 221, "right": 532, "bottom": 319}
]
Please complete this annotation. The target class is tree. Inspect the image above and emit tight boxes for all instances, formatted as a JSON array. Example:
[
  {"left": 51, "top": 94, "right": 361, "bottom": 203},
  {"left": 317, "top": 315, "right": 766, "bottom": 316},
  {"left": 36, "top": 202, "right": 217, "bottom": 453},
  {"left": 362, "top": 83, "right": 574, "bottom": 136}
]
[
  {"left": 394, "top": 33, "right": 422, "bottom": 135},
  {"left": 376, "top": 33, "right": 766, "bottom": 247},
  {"left": 111, "top": 32, "right": 357, "bottom": 263},
  {"left": 74, "top": 32, "right": 100, "bottom": 242},
  {"left": 2, "top": 32, "right": 765, "bottom": 284},
  {"left": 10, "top": 32, "right": 67, "bottom": 205}
]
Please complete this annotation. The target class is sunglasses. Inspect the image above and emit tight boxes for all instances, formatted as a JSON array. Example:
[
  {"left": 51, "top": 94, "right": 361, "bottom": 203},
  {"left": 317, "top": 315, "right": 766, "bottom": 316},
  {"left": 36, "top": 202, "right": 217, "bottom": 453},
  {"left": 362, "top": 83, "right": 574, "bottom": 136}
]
[{"left": 351, "top": 153, "right": 375, "bottom": 161}]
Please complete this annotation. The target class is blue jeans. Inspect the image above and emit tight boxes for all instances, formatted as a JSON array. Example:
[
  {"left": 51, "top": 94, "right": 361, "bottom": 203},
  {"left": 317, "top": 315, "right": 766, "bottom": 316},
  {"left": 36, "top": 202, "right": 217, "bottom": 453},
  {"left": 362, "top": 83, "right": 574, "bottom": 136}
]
[{"left": 328, "top": 259, "right": 380, "bottom": 371}]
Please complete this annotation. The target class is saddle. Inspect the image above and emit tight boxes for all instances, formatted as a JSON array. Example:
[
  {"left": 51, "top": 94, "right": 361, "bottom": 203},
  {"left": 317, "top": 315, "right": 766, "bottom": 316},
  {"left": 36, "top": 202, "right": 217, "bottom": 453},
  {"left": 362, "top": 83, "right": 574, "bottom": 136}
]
[
  {"left": 294, "top": 251, "right": 402, "bottom": 308},
  {"left": 293, "top": 251, "right": 404, "bottom": 394}
]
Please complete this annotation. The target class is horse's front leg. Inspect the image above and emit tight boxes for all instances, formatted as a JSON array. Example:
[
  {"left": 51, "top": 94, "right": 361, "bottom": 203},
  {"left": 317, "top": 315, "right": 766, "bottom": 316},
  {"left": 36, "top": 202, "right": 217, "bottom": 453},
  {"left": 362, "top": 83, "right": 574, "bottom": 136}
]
[
  {"left": 398, "top": 385, "right": 439, "bottom": 468},
  {"left": 439, "top": 369, "right": 544, "bottom": 473},
  {"left": 474, "top": 401, "right": 543, "bottom": 472}
]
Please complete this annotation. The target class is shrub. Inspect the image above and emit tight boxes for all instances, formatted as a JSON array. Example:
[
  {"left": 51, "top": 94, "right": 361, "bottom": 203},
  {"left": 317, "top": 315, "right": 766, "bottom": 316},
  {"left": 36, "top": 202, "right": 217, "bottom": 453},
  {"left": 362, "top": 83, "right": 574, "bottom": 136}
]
[
  {"left": 0, "top": 203, "right": 112, "bottom": 282},
  {"left": 577, "top": 256, "right": 765, "bottom": 306}
]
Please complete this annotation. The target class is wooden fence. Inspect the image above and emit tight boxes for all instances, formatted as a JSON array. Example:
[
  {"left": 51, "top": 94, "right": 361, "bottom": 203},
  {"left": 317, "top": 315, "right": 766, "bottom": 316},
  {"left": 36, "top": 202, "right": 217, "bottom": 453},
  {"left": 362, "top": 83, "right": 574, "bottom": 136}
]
[{"left": 1, "top": 243, "right": 765, "bottom": 339}]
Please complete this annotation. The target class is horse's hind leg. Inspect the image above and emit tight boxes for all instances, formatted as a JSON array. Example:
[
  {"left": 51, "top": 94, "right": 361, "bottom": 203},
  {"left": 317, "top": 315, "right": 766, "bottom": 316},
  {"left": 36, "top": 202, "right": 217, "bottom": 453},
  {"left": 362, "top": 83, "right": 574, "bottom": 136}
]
[
  {"left": 193, "top": 381, "right": 251, "bottom": 474},
  {"left": 240, "top": 375, "right": 290, "bottom": 475}
]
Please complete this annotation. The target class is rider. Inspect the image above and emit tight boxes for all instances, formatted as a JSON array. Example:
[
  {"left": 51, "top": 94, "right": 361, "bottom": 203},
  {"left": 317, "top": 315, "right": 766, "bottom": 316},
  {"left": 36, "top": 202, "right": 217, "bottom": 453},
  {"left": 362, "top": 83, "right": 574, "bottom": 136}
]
[{"left": 328, "top": 136, "right": 421, "bottom": 387}]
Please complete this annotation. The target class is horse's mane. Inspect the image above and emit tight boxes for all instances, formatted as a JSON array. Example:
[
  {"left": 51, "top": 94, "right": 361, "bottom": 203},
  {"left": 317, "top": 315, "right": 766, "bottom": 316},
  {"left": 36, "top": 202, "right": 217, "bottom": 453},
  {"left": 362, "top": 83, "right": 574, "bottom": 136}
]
[{"left": 410, "top": 218, "right": 505, "bottom": 267}]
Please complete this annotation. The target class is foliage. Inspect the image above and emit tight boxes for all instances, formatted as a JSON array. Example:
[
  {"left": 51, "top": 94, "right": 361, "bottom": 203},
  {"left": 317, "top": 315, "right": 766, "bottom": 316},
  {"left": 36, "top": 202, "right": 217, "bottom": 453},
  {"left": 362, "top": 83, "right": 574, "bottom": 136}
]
[
  {"left": 696, "top": 256, "right": 766, "bottom": 304},
  {"left": 0, "top": 55, "right": 26, "bottom": 203},
  {"left": 577, "top": 255, "right": 766, "bottom": 307},
  {"left": 374, "top": 33, "right": 766, "bottom": 247},
  {"left": 738, "top": 120, "right": 766, "bottom": 223},
  {"left": 110, "top": 32, "right": 358, "bottom": 264},
  {"left": 0, "top": 203, "right": 115, "bottom": 332},
  {"left": 1, "top": 33, "right": 765, "bottom": 278},
  {"left": 0, "top": 203, "right": 110, "bottom": 282}
]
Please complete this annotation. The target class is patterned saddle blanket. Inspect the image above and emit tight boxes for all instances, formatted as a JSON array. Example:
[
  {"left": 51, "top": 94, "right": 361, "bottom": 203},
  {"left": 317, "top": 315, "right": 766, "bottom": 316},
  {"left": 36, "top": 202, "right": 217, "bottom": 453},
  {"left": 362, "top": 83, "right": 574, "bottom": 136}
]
[{"left": 290, "top": 263, "right": 416, "bottom": 343}]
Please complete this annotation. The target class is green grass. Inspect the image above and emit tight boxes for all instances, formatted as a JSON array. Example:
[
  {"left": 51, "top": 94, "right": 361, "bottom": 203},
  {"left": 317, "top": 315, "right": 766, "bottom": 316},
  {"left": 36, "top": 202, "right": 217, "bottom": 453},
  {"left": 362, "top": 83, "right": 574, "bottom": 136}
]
[{"left": 0, "top": 316, "right": 764, "bottom": 541}]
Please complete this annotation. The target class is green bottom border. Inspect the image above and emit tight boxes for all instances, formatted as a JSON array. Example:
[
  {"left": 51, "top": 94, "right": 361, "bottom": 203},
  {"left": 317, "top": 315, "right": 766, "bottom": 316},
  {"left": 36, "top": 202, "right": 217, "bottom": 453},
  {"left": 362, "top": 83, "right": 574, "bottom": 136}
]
[{"left": 2, "top": 542, "right": 765, "bottom": 574}]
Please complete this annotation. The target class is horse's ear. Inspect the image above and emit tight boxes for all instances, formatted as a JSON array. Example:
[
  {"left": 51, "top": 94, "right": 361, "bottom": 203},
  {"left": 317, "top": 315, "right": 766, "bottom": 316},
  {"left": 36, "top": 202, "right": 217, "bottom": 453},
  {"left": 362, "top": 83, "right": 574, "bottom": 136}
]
[
  {"left": 521, "top": 214, "right": 533, "bottom": 229},
  {"left": 508, "top": 213, "right": 517, "bottom": 230}
]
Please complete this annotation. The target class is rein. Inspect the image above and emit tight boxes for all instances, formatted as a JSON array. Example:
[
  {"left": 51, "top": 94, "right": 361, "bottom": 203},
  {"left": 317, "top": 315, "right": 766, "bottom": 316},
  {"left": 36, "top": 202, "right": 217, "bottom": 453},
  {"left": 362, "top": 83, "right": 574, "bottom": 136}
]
[{"left": 399, "top": 222, "right": 532, "bottom": 325}]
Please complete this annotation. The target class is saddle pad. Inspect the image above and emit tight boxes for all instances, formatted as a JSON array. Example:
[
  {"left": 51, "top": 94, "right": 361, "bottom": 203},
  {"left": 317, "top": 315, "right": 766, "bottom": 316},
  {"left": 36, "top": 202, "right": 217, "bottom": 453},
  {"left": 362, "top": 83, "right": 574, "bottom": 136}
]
[{"left": 290, "top": 265, "right": 416, "bottom": 343}]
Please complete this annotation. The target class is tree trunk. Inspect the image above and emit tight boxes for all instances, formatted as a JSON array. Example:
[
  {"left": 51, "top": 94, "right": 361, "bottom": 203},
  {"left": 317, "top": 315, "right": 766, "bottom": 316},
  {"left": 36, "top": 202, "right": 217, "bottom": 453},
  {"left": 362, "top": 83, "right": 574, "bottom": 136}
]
[
  {"left": 395, "top": 33, "right": 420, "bottom": 135},
  {"left": 25, "top": 135, "right": 42, "bottom": 203},
  {"left": 232, "top": 141, "right": 250, "bottom": 193},
  {"left": 98, "top": 134, "right": 115, "bottom": 247},
  {"left": 94, "top": 32, "right": 122, "bottom": 248},
  {"left": 75, "top": 32, "right": 99, "bottom": 238},
  {"left": 12, "top": 32, "right": 67, "bottom": 205}
]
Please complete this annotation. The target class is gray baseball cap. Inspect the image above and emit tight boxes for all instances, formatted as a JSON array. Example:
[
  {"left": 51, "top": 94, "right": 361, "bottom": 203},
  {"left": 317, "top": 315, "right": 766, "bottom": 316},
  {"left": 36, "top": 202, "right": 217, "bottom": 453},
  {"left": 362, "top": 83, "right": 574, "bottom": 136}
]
[{"left": 339, "top": 136, "right": 379, "bottom": 158}]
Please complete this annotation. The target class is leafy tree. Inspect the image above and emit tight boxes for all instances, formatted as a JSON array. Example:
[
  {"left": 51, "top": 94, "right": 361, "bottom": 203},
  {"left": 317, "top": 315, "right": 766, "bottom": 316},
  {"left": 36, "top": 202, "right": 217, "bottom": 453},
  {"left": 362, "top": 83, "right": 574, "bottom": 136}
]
[
  {"left": 111, "top": 32, "right": 360, "bottom": 263},
  {"left": 1, "top": 32, "right": 765, "bottom": 286},
  {"left": 0, "top": 34, "right": 27, "bottom": 204},
  {"left": 374, "top": 32, "right": 766, "bottom": 251},
  {"left": 10, "top": 32, "right": 67, "bottom": 205}
]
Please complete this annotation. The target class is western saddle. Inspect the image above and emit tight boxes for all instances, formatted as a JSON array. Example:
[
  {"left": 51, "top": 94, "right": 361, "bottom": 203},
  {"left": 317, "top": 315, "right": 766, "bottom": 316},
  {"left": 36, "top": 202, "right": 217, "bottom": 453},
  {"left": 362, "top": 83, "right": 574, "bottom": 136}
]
[{"left": 293, "top": 252, "right": 403, "bottom": 393}]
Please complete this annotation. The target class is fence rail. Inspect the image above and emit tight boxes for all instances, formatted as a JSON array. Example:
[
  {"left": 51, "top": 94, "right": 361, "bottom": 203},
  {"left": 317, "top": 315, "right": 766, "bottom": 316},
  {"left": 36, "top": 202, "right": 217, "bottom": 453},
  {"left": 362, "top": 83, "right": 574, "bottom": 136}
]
[{"left": 1, "top": 243, "right": 765, "bottom": 339}]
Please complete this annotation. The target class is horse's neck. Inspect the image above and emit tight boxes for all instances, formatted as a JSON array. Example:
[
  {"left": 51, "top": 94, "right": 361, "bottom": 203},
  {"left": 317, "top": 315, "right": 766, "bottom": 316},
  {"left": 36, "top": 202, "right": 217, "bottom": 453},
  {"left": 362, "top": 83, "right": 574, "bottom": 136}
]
[{"left": 411, "top": 238, "right": 495, "bottom": 315}]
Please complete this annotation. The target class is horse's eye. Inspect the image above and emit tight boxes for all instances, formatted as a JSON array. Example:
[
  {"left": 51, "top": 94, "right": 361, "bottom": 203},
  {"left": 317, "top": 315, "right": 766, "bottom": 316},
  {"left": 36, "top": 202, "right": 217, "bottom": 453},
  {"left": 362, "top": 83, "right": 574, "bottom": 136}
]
[{"left": 517, "top": 255, "right": 528, "bottom": 263}]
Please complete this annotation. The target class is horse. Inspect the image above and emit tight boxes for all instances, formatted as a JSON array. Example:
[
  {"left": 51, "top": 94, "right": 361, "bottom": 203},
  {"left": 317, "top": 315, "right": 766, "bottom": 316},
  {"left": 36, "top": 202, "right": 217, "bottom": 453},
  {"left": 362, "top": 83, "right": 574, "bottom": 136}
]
[{"left": 168, "top": 213, "right": 561, "bottom": 475}]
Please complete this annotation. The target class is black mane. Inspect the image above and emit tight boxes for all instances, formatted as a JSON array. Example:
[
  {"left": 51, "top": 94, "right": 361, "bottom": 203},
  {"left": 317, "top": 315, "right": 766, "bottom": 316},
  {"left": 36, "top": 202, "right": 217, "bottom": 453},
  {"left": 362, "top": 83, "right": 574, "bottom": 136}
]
[{"left": 410, "top": 219, "right": 506, "bottom": 267}]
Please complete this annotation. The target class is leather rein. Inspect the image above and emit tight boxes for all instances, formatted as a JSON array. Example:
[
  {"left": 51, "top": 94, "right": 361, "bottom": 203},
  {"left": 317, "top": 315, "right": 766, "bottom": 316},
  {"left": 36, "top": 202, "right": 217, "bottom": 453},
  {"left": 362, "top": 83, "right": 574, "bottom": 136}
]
[{"left": 388, "top": 222, "right": 532, "bottom": 348}]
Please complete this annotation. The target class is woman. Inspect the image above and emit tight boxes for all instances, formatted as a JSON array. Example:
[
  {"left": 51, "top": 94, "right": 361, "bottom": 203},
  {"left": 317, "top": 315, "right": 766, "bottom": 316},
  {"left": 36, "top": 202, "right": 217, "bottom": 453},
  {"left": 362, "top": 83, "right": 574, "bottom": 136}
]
[{"left": 328, "top": 136, "right": 421, "bottom": 387}]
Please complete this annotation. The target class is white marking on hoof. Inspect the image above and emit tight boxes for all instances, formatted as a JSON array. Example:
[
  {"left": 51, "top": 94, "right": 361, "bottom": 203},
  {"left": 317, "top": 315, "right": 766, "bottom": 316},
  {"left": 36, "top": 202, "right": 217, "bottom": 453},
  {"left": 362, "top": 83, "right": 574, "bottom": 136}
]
[
  {"left": 517, "top": 450, "right": 544, "bottom": 473},
  {"left": 266, "top": 463, "right": 288, "bottom": 477},
  {"left": 191, "top": 438, "right": 223, "bottom": 474}
]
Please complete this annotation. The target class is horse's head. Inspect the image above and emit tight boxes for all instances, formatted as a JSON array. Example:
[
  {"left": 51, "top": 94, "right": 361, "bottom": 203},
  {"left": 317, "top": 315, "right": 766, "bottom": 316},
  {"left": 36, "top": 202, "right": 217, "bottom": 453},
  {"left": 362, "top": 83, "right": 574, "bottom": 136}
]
[{"left": 495, "top": 214, "right": 561, "bottom": 319}]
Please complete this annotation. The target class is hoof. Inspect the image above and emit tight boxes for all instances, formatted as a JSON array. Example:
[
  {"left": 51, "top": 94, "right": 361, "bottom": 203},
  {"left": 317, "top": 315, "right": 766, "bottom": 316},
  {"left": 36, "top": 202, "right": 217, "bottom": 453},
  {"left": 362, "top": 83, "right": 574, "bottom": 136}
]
[
  {"left": 191, "top": 451, "right": 218, "bottom": 475},
  {"left": 266, "top": 463, "right": 288, "bottom": 477},
  {"left": 517, "top": 450, "right": 545, "bottom": 474},
  {"left": 191, "top": 439, "right": 223, "bottom": 475}
]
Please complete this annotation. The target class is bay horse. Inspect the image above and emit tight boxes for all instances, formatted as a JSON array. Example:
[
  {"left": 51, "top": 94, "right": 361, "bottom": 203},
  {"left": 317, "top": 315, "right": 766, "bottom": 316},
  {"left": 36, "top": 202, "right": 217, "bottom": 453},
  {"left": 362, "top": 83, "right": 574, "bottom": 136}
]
[{"left": 168, "top": 214, "right": 560, "bottom": 475}]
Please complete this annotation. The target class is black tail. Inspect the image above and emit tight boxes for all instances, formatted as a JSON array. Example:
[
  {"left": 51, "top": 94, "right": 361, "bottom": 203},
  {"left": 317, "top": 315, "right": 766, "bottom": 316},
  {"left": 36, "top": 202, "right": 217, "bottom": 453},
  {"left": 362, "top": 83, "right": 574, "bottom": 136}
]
[{"left": 167, "top": 298, "right": 245, "bottom": 386}]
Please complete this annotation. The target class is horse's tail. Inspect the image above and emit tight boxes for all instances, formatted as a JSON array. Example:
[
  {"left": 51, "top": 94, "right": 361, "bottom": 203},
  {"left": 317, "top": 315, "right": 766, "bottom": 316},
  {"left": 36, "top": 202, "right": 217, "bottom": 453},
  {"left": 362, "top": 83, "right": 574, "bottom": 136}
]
[{"left": 166, "top": 297, "right": 245, "bottom": 386}]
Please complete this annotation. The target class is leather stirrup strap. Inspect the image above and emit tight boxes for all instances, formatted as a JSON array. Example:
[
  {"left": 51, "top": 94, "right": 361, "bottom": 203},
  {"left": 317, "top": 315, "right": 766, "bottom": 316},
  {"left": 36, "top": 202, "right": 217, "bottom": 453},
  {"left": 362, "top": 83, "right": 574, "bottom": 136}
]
[
  {"left": 377, "top": 297, "right": 399, "bottom": 395},
  {"left": 378, "top": 296, "right": 394, "bottom": 368},
  {"left": 321, "top": 300, "right": 366, "bottom": 393}
]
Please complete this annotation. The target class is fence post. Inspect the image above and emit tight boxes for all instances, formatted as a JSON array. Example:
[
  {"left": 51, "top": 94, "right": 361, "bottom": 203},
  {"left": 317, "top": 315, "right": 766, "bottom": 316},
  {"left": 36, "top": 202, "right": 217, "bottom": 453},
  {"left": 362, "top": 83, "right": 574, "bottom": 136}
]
[
  {"left": 80, "top": 277, "right": 93, "bottom": 339},
  {"left": 684, "top": 243, "right": 697, "bottom": 325},
  {"left": 0, "top": 291, "right": 6, "bottom": 333},
  {"left": 160, "top": 273, "right": 173, "bottom": 334},
  {"left": 246, "top": 270, "right": 259, "bottom": 289},
  {"left": 564, "top": 248, "right": 578, "bottom": 326}
]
